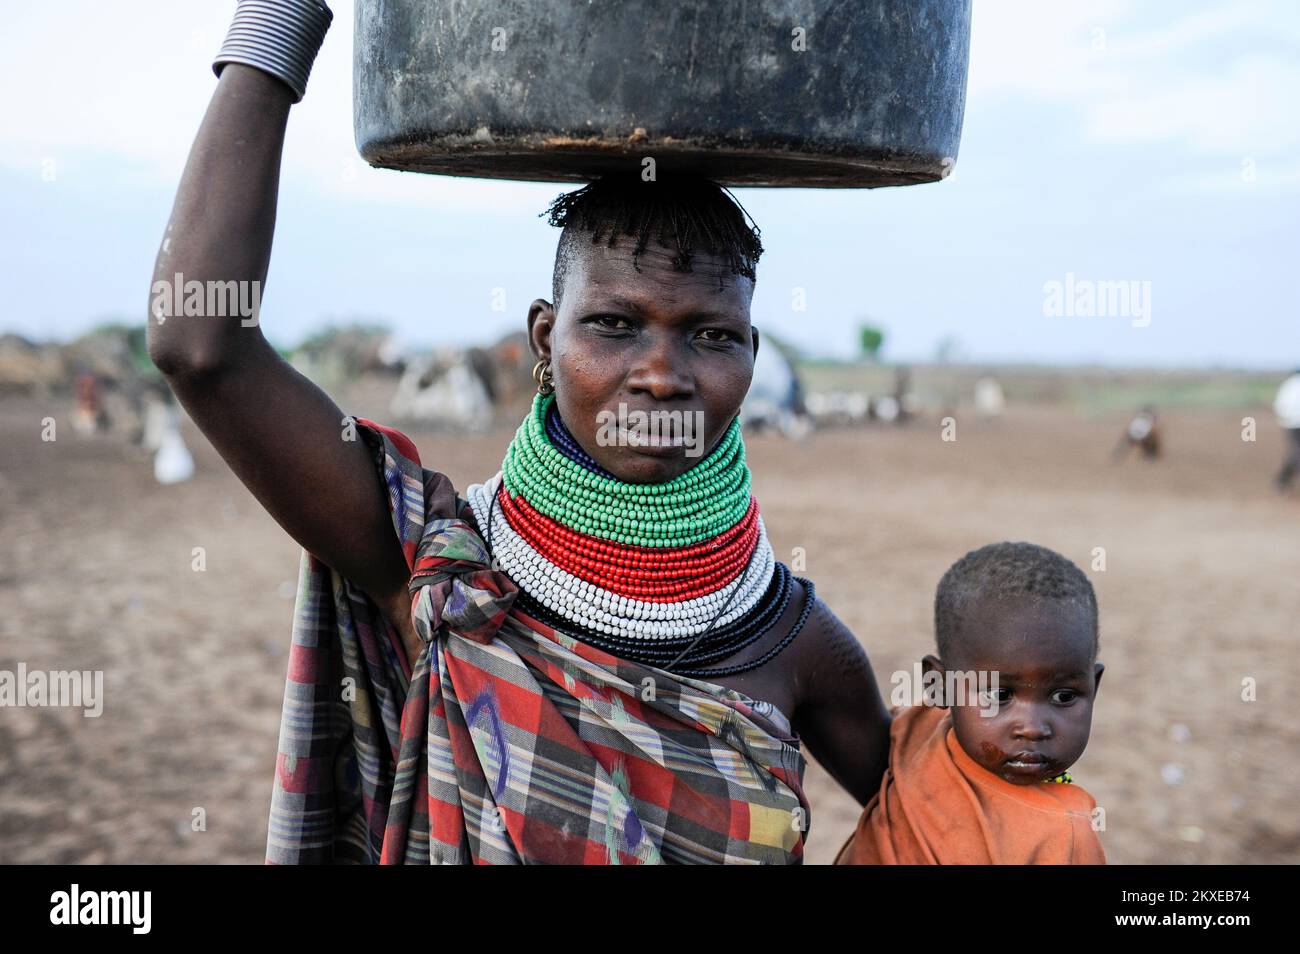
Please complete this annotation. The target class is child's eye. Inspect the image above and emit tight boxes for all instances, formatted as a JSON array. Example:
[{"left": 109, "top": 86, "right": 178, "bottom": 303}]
[
  {"left": 979, "top": 688, "right": 1011, "bottom": 706},
  {"left": 1051, "top": 689, "right": 1079, "bottom": 705},
  {"left": 698, "top": 328, "right": 736, "bottom": 342}
]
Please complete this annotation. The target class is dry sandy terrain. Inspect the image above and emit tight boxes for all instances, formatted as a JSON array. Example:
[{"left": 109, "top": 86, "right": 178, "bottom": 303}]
[{"left": 1, "top": 393, "right": 1297, "bottom": 864}]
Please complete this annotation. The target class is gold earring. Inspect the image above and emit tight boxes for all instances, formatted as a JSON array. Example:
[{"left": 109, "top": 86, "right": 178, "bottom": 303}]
[{"left": 532, "top": 359, "right": 555, "bottom": 396}]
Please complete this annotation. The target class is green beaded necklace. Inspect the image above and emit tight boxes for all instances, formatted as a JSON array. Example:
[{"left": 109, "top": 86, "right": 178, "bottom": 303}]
[{"left": 500, "top": 393, "right": 753, "bottom": 548}]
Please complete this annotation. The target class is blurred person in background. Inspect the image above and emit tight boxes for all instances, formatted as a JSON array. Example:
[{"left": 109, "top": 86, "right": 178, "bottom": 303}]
[
  {"left": 1273, "top": 369, "right": 1300, "bottom": 492},
  {"left": 1113, "top": 404, "right": 1160, "bottom": 461}
]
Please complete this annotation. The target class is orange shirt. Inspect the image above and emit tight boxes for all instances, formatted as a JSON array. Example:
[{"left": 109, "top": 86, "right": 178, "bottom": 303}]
[{"left": 834, "top": 703, "right": 1106, "bottom": 864}]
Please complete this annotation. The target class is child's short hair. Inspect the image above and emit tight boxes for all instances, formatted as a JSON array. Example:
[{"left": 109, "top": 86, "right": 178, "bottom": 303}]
[{"left": 934, "top": 542, "right": 1099, "bottom": 661}]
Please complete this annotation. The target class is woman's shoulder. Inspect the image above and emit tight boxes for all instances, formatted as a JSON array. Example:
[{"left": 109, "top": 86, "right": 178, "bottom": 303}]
[
  {"left": 352, "top": 415, "right": 476, "bottom": 532},
  {"left": 779, "top": 579, "right": 889, "bottom": 720},
  {"left": 354, "top": 416, "right": 423, "bottom": 466},
  {"left": 786, "top": 583, "right": 874, "bottom": 687}
]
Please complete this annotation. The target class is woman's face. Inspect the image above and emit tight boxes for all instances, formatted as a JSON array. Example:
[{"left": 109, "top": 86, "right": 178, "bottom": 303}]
[{"left": 528, "top": 234, "right": 758, "bottom": 483}]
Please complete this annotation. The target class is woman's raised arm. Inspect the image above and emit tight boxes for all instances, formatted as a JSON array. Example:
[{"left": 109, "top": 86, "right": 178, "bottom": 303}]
[{"left": 147, "top": 47, "right": 419, "bottom": 663}]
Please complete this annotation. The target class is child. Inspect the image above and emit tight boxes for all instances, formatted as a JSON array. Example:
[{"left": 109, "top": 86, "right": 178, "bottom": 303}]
[{"left": 836, "top": 542, "right": 1106, "bottom": 864}]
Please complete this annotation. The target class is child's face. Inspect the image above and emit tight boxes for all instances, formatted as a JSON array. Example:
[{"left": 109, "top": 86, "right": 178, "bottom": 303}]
[{"left": 933, "top": 598, "right": 1103, "bottom": 786}]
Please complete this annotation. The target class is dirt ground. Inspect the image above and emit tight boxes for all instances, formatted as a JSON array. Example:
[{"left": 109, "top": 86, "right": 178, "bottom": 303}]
[{"left": 1, "top": 393, "right": 1297, "bottom": 864}]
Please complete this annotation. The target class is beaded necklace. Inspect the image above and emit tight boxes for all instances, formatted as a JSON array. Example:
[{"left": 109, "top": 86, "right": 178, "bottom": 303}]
[
  {"left": 502, "top": 394, "right": 752, "bottom": 547},
  {"left": 466, "top": 392, "right": 814, "bottom": 677}
]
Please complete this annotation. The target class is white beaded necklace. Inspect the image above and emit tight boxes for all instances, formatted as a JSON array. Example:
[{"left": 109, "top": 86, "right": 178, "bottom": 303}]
[{"left": 466, "top": 473, "right": 777, "bottom": 642}]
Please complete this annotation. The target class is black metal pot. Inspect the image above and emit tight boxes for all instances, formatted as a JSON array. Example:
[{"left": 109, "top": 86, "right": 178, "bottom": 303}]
[{"left": 354, "top": 0, "right": 971, "bottom": 188}]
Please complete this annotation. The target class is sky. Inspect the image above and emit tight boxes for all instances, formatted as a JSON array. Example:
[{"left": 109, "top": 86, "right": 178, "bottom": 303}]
[{"left": 1, "top": 0, "right": 1297, "bottom": 369}]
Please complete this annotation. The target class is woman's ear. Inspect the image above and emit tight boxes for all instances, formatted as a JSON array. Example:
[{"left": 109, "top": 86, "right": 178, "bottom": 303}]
[{"left": 527, "top": 299, "right": 556, "bottom": 361}]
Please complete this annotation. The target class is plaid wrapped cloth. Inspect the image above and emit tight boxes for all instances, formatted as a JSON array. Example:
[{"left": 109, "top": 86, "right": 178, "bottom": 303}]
[{"left": 265, "top": 417, "right": 810, "bottom": 864}]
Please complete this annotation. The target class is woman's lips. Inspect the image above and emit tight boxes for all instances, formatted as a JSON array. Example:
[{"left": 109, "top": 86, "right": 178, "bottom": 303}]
[{"left": 617, "top": 426, "right": 688, "bottom": 454}]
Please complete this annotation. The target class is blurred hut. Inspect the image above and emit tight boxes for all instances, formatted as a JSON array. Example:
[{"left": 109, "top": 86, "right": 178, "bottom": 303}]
[
  {"left": 387, "top": 330, "right": 537, "bottom": 430},
  {"left": 0, "top": 333, "right": 65, "bottom": 397},
  {"left": 740, "top": 332, "right": 812, "bottom": 438},
  {"left": 289, "top": 323, "right": 400, "bottom": 393},
  {"left": 390, "top": 346, "right": 495, "bottom": 431}
]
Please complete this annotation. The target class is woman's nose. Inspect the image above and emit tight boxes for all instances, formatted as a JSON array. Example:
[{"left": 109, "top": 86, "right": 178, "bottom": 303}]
[{"left": 625, "top": 337, "right": 694, "bottom": 400}]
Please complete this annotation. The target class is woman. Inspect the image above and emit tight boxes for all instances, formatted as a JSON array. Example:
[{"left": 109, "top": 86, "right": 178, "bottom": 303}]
[{"left": 148, "top": 49, "right": 890, "bottom": 865}]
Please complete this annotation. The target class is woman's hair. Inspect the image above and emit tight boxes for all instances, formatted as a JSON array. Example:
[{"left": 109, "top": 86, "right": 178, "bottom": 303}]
[{"left": 541, "top": 170, "right": 764, "bottom": 307}]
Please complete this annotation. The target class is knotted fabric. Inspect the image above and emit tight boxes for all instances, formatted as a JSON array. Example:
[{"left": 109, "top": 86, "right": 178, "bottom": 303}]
[
  {"left": 265, "top": 417, "right": 809, "bottom": 864},
  {"left": 408, "top": 518, "right": 518, "bottom": 647}
]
